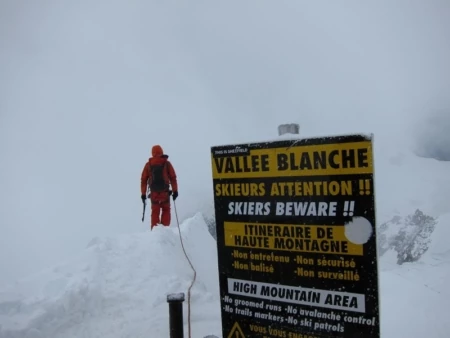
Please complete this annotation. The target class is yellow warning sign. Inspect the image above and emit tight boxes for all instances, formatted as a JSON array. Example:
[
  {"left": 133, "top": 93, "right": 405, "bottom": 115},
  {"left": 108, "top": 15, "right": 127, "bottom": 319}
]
[{"left": 227, "top": 321, "right": 245, "bottom": 338}]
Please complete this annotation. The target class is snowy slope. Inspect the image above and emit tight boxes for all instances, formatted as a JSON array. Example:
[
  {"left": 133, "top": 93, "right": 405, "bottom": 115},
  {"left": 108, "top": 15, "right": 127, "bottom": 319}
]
[
  {"left": 379, "top": 212, "right": 450, "bottom": 338},
  {"left": 380, "top": 258, "right": 450, "bottom": 338},
  {"left": 0, "top": 213, "right": 222, "bottom": 338},
  {"left": 373, "top": 140, "right": 450, "bottom": 221},
  {"left": 1, "top": 214, "right": 449, "bottom": 338}
]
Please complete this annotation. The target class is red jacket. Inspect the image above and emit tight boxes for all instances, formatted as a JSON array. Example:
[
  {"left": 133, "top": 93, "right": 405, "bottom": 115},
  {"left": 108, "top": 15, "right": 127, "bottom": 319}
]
[{"left": 141, "top": 145, "right": 178, "bottom": 195}]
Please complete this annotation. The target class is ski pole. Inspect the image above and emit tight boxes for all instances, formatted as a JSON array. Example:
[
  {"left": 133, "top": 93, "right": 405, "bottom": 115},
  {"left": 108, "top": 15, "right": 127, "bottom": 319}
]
[{"left": 142, "top": 200, "right": 146, "bottom": 222}]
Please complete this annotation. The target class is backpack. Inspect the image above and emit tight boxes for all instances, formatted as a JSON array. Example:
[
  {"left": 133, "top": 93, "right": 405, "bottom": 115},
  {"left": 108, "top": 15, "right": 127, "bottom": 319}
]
[{"left": 148, "top": 162, "right": 170, "bottom": 192}]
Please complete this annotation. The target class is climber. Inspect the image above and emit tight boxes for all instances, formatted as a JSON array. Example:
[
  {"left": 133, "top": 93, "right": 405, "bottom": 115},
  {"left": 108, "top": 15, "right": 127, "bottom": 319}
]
[{"left": 140, "top": 145, "right": 178, "bottom": 229}]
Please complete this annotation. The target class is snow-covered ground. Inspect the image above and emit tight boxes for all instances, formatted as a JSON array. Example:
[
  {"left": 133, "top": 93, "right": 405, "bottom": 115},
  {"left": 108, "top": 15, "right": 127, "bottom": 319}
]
[
  {"left": 0, "top": 213, "right": 449, "bottom": 338},
  {"left": 0, "top": 138, "right": 449, "bottom": 338},
  {"left": 0, "top": 214, "right": 222, "bottom": 338},
  {"left": 379, "top": 215, "right": 450, "bottom": 338}
]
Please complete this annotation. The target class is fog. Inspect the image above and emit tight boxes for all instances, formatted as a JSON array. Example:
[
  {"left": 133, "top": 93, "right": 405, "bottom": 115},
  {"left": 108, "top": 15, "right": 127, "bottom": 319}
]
[
  {"left": 414, "top": 108, "right": 450, "bottom": 161},
  {"left": 1, "top": 0, "right": 449, "bottom": 285}
]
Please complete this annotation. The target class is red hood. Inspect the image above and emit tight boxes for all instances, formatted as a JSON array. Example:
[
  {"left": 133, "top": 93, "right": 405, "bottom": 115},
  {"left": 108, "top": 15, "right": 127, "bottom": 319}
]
[
  {"left": 152, "top": 145, "right": 163, "bottom": 157},
  {"left": 150, "top": 145, "right": 169, "bottom": 160}
]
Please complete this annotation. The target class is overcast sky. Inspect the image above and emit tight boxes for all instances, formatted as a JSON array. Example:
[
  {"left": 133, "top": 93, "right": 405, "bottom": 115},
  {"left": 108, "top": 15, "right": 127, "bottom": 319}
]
[{"left": 1, "top": 0, "right": 449, "bottom": 286}]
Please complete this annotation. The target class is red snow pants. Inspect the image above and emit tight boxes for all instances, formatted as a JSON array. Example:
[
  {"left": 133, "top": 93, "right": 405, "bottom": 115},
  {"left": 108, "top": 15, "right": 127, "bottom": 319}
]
[{"left": 149, "top": 191, "right": 171, "bottom": 228}]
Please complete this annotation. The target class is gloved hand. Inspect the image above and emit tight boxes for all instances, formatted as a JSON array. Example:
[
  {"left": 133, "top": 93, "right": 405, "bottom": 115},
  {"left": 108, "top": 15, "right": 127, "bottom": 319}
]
[
  {"left": 141, "top": 194, "right": 146, "bottom": 203},
  {"left": 172, "top": 191, "right": 178, "bottom": 201}
]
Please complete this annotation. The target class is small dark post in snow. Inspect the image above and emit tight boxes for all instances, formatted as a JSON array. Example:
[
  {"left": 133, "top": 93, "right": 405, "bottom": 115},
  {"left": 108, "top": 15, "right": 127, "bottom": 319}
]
[
  {"left": 278, "top": 123, "right": 300, "bottom": 136},
  {"left": 167, "top": 292, "right": 185, "bottom": 338}
]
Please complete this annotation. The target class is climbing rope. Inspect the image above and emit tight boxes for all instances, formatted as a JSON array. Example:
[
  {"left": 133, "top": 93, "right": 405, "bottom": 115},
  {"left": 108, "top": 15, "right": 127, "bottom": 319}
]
[{"left": 174, "top": 201, "right": 196, "bottom": 338}]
